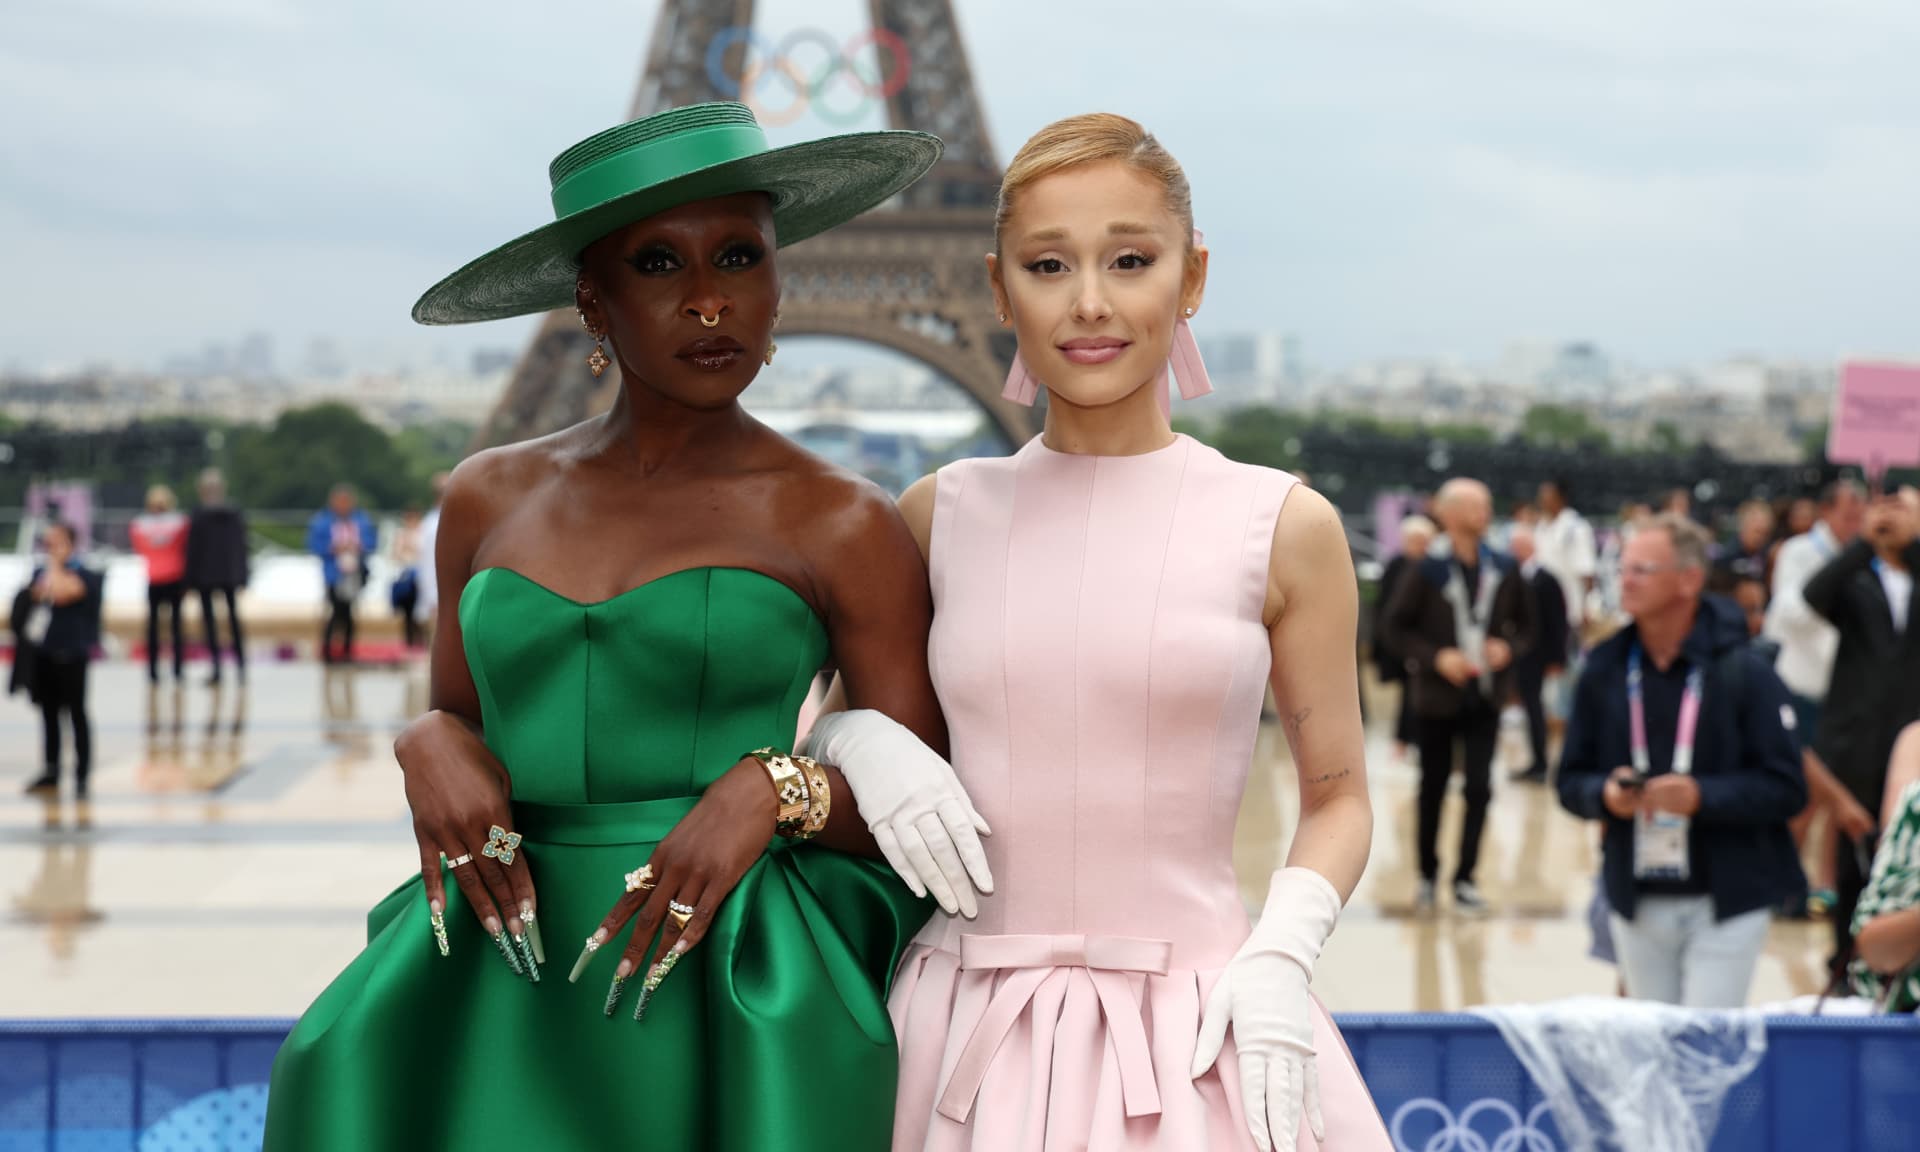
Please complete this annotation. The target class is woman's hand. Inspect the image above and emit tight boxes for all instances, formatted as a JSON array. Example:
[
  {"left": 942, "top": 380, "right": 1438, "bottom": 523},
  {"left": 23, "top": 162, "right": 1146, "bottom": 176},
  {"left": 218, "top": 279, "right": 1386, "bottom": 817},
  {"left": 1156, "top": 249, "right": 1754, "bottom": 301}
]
[
  {"left": 396, "top": 709, "right": 542, "bottom": 979},
  {"left": 576, "top": 759, "right": 777, "bottom": 1018},
  {"left": 803, "top": 708, "right": 991, "bottom": 917}
]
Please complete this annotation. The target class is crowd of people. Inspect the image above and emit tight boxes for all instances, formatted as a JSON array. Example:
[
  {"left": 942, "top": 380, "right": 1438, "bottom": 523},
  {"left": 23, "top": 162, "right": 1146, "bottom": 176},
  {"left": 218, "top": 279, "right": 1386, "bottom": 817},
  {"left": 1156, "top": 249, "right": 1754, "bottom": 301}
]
[
  {"left": 10, "top": 468, "right": 251, "bottom": 800},
  {"left": 1373, "top": 472, "right": 1920, "bottom": 1011},
  {"left": 130, "top": 468, "right": 251, "bottom": 685},
  {"left": 8, "top": 469, "right": 453, "bottom": 800},
  {"left": 302, "top": 474, "right": 446, "bottom": 664}
]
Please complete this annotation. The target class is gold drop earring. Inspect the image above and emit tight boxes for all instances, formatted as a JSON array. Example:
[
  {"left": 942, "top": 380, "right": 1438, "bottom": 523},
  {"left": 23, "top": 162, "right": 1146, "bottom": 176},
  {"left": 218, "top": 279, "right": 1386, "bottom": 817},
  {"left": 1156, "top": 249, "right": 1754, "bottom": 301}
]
[
  {"left": 765, "top": 312, "right": 779, "bottom": 366},
  {"left": 579, "top": 310, "right": 610, "bottom": 378}
]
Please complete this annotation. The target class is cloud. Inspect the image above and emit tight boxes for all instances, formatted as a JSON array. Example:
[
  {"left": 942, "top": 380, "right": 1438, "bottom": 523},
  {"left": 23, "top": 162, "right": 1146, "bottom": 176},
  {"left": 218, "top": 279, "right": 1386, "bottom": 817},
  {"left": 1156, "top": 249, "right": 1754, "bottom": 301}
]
[{"left": 1, "top": 0, "right": 1916, "bottom": 372}]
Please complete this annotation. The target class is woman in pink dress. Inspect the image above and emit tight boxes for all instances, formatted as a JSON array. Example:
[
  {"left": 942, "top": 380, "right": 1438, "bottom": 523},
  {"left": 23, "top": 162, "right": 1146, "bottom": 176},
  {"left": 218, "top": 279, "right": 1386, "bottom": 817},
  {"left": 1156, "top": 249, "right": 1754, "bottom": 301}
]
[{"left": 816, "top": 114, "right": 1391, "bottom": 1152}]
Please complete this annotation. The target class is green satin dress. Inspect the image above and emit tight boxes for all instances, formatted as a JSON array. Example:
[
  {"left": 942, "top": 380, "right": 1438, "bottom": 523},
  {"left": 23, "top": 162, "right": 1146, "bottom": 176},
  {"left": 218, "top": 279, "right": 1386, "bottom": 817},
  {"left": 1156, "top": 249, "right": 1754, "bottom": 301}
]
[{"left": 265, "top": 566, "right": 932, "bottom": 1150}]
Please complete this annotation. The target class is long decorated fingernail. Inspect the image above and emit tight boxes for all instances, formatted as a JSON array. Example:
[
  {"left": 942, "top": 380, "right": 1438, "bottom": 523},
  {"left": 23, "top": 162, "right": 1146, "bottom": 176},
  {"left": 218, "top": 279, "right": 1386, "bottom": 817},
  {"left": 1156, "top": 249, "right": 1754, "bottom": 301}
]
[
  {"left": 513, "top": 933, "right": 540, "bottom": 982},
  {"left": 429, "top": 900, "right": 450, "bottom": 958},
  {"left": 521, "top": 902, "right": 546, "bottom": 965},
  {"left": 603, "top": 959, "right": 633, "bottom": 1017},
  {"left": 633, "top": 945, "right": 686, "bottom": 1023},
  {"left": 569, "top": 930, "right": 608, "bottom": 984},
  {"left": 493, "top": 930, "right": 525, "bottom": 977}
]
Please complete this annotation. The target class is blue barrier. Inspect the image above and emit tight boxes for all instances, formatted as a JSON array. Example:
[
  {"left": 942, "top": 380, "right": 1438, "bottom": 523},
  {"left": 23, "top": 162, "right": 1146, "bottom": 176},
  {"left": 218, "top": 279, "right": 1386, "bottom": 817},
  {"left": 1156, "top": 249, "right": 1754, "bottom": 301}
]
[
  {"left": 1338, "top": 1014, "right": 1920, "bottom": 1152},
  {"left": 1, "top": 1014, "right": 1916, "bottom": 1150}
]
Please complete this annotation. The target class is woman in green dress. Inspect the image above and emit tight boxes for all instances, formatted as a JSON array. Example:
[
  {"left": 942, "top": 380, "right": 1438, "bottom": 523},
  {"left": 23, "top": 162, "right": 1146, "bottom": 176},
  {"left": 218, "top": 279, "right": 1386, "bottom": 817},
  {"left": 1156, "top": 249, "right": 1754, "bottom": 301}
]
[{"left": 265, "top": 103, "right": 962, "bottom": 1150}]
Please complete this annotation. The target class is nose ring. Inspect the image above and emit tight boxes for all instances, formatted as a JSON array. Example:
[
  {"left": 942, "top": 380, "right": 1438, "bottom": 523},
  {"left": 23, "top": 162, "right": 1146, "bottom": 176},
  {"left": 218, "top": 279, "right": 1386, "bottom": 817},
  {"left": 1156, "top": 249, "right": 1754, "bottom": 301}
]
[{"left": 697, "top": 312, "right": 720, "bottom": 328}]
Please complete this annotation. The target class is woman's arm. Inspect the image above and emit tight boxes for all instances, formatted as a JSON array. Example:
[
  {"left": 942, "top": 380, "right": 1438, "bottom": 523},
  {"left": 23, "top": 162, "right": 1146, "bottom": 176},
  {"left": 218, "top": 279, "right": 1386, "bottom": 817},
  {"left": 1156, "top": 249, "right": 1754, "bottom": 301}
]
[
  {"left": 396, "top": 452, "right": 539, "bottom": 961},
  {"left": 423, "top": 460, "right": 497, "bottom": 727},
  {"left": 1265, "top": 486, "right": 1372, "bottom": 901},
  {"left": 800, "top": 479, "right": 950, "bottom": 860},
  {"left": 808, "top": 472, "right": 937, "bottom": 724},
  {"left": 818, "top": 477, "right": 944, "bottom": 749}
]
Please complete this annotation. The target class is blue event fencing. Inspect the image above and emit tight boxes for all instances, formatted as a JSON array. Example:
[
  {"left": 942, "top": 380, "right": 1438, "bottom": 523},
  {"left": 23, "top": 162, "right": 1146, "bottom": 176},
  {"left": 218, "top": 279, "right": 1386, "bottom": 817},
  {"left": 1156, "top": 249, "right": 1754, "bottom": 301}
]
[{"left": 1, "top": 1014, "right": 1916, "bottom": 1151}]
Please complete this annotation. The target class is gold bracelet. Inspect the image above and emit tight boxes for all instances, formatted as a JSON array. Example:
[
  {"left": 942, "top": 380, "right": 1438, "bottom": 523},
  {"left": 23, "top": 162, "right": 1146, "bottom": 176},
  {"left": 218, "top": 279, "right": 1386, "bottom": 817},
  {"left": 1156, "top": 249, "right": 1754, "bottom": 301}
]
[
  {"left": 748, "top": 747, "right": 810, "bottom": 837},
  {"left": 791, "top": 754, "right": 830, "bottom": 839}
]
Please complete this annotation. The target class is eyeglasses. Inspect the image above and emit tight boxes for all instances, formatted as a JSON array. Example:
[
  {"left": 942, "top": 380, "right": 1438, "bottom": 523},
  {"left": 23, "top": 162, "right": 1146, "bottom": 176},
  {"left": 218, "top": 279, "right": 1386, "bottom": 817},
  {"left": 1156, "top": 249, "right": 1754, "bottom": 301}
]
[{"left": 1616, "top": 561, "right": 1685, "bottom": 579}]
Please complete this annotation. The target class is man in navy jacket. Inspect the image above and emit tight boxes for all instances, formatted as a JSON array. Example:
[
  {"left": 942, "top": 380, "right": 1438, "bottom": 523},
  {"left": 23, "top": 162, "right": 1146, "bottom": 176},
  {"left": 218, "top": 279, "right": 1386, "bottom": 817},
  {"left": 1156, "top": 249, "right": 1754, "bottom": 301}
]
[
  {"left": 1557, "top": 514, "right": 1806, "bottom": 1008},
  {"left": 1384, "top": 478, "right": 1537, "bottom": 916}
]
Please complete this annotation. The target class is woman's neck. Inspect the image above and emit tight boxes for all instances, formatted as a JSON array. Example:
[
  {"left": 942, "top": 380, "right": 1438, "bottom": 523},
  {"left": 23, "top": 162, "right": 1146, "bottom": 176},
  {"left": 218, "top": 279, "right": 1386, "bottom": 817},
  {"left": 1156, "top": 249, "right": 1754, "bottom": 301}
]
[
  {"left": 597, "top": 379, "right": 755, "bottom": 472},
  {"left": 1039, "top": 377, "right": 1175, "bottom": 457}
]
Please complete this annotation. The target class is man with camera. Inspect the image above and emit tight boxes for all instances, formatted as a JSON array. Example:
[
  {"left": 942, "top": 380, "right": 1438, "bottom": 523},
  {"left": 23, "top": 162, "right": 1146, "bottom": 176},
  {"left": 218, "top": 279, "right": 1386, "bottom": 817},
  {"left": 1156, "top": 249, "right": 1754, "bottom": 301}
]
[
  {"left": 1557, "top": 514, "right": 1806, "bottom": 1007},
  {"left": 1804, "top": 487, "right": 1920, "bottom": 975}
]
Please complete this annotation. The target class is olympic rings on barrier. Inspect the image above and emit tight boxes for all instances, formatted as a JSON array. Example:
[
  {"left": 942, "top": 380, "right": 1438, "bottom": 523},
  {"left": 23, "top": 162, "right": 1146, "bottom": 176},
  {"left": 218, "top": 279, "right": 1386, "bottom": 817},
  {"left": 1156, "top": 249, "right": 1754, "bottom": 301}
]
[
  {"left": 705, "top": 26, "right": 912, "bottom": 128},
  {"left": 1389, "top": 1097, "right": 1560, "bottom": 1152}
]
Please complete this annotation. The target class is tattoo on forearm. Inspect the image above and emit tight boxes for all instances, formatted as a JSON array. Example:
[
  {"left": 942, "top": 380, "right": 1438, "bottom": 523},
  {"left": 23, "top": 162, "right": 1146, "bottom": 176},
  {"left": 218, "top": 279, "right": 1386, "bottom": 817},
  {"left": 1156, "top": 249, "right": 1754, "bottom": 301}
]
[
  {"left": 1306, "top": 767, "right": 1353, "bottom": 786},
  {"left": 1285, "top": 707, "right": 1313, "bottom": 738}
]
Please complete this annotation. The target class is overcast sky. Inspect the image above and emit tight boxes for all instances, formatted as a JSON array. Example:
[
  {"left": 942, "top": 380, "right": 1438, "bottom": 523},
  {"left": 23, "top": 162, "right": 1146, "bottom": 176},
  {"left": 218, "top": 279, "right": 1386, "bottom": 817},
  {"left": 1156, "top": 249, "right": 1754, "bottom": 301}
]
[{"left": 4, "top": 0, "right": 1916, "bottom": 376}]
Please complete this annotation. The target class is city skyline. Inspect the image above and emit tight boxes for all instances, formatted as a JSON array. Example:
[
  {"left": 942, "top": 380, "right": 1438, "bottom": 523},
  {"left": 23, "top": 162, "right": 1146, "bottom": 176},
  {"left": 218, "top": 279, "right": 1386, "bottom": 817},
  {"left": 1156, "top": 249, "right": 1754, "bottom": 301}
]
[{"left": 4, "top": 0, "right": 1917, "bottom": 376}]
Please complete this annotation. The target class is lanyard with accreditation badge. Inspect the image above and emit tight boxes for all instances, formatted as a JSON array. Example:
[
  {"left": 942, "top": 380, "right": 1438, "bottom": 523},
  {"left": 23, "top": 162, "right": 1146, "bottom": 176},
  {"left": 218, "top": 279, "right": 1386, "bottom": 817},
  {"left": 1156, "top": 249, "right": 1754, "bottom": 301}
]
[{"left": 1628, "top": 643, "right": 1704, "bottom": 882}]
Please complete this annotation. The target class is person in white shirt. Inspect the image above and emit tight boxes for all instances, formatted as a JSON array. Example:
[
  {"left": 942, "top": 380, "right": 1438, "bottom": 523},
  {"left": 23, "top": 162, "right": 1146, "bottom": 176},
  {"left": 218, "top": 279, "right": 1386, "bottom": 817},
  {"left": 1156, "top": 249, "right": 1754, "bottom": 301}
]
[
  {"left": 412, "top": 471, "right": 451, "bottom": 642},
  {"left": 1765, "top": 480, "right": 1866, "bottom": 923},
  {"left": 1535, "top": 479, "right": 1597, "bottom": 632},
  {"left": 1765, "top": 480, "right": 1865, "bottom": 738},
  {"left": 1536, "top": 479, "right": 1598, "bottom": 724}
]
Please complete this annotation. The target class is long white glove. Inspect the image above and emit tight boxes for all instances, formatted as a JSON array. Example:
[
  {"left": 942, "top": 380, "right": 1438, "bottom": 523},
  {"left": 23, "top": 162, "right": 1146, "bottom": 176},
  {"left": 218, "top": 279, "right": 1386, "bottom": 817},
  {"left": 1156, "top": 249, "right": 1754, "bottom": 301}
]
[
  {"left": 800, "top": 709, "right": 993, "bottom": 917},
  {"left": 1192, "top": 867, "right": 1343, "bottom": 1152}
]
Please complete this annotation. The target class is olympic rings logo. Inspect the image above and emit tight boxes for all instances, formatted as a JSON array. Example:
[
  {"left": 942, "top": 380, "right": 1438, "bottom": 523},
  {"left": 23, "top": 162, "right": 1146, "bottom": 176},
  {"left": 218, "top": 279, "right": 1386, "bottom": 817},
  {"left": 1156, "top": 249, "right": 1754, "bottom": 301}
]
[
  {"left": 705, "top": 26, "right": 913, "bottom": 128},
  {"left": 1389, "top": 1097, "right": 1560, "bottom": 1152}
]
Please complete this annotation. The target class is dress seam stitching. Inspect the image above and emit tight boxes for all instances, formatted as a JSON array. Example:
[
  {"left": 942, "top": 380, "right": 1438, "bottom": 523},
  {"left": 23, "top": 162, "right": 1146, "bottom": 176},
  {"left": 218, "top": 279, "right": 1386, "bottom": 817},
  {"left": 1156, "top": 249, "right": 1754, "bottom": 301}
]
[
  {"left": 582, "top": 603, "right": 594, "bottom": 803},
  {"left": 689, "top": 569, "right": 712, "bottom": 795},
  {"left": 467, "top": 571, "right": 506, "bottom": 789},
  {"left": 1071, "top": 457, "right": 1098, "bottom": 929},
  {"left": 1142, "top": 445, "right": 1191, "bottom": 898},
  {"left": 783, "top": 573, "right": 815, "bottom": 754},
  {"left": 999, "top": 459, "right": 1019, "bottom": 923}
]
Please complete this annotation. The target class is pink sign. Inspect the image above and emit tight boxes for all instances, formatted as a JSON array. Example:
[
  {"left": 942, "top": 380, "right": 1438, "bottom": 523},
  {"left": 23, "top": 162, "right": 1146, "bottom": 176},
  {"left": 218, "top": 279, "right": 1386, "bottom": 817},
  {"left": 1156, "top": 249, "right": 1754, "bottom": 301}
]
[{"left": 1829, "top": 361, "right": 1920, "bottom": 477}]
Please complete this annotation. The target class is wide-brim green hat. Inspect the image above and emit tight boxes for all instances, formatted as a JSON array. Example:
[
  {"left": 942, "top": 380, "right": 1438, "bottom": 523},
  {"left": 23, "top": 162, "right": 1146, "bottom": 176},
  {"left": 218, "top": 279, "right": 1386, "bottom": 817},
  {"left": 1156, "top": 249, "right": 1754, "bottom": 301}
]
[{"left": 412, "top": 102, "right": 942, "bottom": 325}]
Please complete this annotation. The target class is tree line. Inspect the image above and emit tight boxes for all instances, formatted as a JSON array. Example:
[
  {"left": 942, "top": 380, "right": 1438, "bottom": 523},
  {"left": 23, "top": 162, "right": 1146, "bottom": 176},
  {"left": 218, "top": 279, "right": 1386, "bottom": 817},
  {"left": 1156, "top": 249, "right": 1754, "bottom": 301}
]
[{"left": 0, "top": 405, "right": 470, "bottom": 512}]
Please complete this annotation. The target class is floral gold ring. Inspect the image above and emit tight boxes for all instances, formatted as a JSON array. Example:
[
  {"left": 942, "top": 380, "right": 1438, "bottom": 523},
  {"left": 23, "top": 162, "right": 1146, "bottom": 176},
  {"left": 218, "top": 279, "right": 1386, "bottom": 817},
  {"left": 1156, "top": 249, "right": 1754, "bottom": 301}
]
[{"left": 481, "top": 825, "right": 523, "bottom": 866}]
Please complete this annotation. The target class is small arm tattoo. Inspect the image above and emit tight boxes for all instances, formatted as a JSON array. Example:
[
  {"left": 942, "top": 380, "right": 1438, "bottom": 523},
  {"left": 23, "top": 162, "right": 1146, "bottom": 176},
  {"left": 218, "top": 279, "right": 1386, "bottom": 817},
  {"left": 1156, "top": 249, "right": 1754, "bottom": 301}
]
[
  {"left": 1305, "top": 767, "right": 1354, "bottom": 786},
  {"left": 1285, "top": 707, "right": 1313, "bottom": 737}
]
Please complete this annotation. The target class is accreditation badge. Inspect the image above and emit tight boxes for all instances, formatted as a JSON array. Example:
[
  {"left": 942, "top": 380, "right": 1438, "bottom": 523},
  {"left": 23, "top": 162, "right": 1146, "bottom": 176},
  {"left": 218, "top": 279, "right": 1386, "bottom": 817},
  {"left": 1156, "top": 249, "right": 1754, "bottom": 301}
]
[{"left": 1633, "top": 808, "right": 1692, "bottom": 882}]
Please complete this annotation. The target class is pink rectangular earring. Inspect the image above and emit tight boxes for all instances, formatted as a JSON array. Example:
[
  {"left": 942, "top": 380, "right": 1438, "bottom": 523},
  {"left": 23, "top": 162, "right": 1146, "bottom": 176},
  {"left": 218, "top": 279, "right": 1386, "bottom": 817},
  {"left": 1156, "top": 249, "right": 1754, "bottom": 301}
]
[
  {"left": 1159, "top": 228, "right": 1215, "bottom": 412},
  {"left": 998, "top": 311, "right": 1040, "bottom": 406}
]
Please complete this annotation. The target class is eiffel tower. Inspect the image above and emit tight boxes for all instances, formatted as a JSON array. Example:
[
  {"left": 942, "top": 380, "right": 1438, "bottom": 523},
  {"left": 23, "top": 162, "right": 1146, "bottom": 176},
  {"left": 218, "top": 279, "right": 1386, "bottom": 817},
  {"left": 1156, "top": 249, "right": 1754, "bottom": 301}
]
[{"left": 475, "top": 0, "right": 1036, "bottom": 452}]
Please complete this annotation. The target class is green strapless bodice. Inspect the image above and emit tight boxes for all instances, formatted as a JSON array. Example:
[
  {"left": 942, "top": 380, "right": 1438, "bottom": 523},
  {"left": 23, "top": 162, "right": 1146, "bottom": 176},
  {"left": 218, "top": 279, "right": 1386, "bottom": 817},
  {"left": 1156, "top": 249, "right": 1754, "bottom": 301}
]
[
  {"left": 460, "top": 565, "right": 829, "bottom": 804},
  {"left": 266, "top": 566, "right": 931, "bottom": 1151}
]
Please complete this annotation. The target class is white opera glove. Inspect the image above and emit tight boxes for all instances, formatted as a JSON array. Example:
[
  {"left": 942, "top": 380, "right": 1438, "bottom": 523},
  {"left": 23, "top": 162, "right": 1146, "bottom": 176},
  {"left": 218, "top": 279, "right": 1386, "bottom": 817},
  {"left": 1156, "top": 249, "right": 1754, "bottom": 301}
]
[
  {"left": 799, "top": 709, "right": 993, "bottom": 917},
  {"left": 1192, "top": 867, "right": 1343, "bottom": 1152}
]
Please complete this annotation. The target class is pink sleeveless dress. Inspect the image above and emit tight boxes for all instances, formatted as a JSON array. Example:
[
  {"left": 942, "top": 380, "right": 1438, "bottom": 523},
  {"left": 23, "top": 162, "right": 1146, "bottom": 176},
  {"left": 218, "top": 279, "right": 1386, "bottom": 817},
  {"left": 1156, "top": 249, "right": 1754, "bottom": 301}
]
[{"left": 889, "top": 434, "right": 1391, "bottom": 1151}]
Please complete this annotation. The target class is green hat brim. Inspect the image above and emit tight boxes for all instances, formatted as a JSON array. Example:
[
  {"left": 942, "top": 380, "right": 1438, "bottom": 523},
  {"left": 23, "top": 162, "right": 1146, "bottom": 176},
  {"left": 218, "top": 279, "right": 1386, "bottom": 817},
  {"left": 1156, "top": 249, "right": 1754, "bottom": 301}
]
[{"left": 412, "top": 130, "right": 942, "bottom": 326}]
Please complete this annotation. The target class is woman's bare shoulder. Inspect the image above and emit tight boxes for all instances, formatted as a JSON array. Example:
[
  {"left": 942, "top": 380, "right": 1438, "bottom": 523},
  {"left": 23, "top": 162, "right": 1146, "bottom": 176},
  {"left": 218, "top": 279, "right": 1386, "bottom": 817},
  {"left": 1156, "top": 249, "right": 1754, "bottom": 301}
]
[{"left": 436, "top": 426, "right": 592, "bottom": 554}]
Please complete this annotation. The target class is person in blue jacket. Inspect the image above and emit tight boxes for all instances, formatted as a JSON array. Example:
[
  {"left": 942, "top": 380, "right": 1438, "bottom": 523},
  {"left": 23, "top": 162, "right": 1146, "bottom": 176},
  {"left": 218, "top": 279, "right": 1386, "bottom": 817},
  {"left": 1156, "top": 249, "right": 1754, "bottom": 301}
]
[
  {"left": 1557, "top": 513, "right": 1806, "bottom": 1008},
  {"left": 307, "top": 485, "right": 377, "bottom": 665}
]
